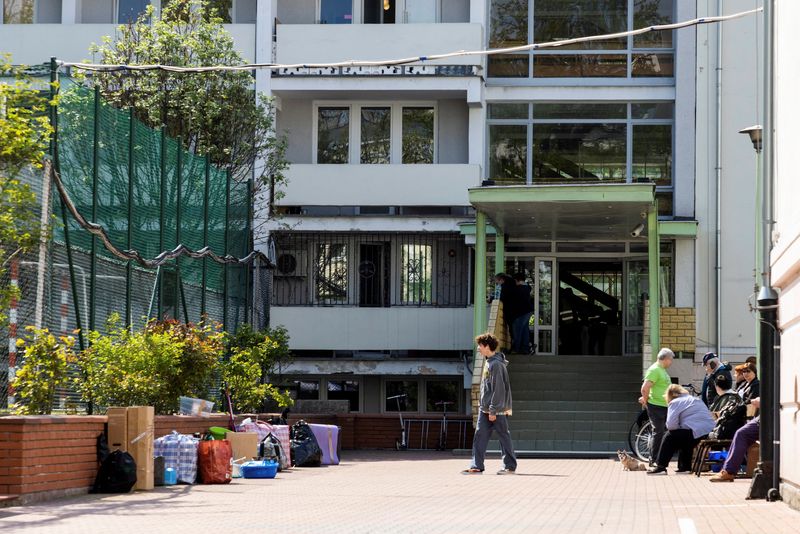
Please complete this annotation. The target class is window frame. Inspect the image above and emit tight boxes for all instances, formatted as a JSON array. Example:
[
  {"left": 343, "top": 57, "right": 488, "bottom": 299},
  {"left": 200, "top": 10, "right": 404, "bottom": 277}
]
[
  {"left": 484, "top": 101, "right": 674, "bottom": 216},
  {"left": 312, "top": 101, "right": 438, "bottom": 164},
  {"left": 381, "top": 377, "right": 463, "bottom": 415},
  {"left": 1, "top": 0, "right": 62, "bottom": 23},
  {"left": 282, "top": 376, "right": 364, "bottom": 413},
  {"left": 317, "top": 0, "right": 353, "bottom": 24},
  {"left": 487, "top": 0, "right": 676, "bottom": 81}
]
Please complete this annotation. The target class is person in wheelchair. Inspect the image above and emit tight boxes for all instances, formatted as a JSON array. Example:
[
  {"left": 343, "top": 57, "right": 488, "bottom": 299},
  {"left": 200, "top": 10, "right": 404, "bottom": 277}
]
[{"left": 708, "top": 374, "right": 747, "bottom": 440}]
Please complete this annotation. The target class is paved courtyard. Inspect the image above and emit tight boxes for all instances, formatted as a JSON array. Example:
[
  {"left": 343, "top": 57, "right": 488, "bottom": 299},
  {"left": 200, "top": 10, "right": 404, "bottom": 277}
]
[{"left": 1, "top": 451, "right": 799, "bottom": 534}]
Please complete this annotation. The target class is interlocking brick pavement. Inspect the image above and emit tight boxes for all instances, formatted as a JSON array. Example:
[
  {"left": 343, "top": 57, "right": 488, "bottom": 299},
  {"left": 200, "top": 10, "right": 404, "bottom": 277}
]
[{"left": 1, "top": 451, "right": 798, "bottom": 534}]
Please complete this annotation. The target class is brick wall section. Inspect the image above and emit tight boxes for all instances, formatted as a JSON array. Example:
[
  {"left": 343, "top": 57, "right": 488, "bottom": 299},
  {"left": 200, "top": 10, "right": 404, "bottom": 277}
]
[
  {"left": 644, "top": 304, "right": 697, "bottom": 355},
  {"left": 1, "top": 413, "right": 474, "bottom": 500}
]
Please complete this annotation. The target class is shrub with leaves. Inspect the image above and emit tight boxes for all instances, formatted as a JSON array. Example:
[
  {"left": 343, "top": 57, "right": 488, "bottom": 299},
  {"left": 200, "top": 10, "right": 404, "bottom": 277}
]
[
  {"left": 77, "top": 315, "right": 226, "bottom": 414},
  {"left": 11, "top": 327, "right": 76, "bottom": 415}
]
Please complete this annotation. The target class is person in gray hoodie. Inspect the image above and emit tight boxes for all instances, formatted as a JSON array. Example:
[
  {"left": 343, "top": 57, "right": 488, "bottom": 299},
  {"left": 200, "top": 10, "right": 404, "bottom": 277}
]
[{"left": 462, "top": 333, "right": 518, "bottom": 475}]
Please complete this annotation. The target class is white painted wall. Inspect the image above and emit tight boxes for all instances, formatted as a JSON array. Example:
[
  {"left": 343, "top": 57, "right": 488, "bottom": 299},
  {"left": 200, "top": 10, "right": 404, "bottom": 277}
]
[
  {"left": 0, "top": 23, "right": 256, "bottom": 65},
  {"left": 279, "top": 164, "right": 480, "bottom": 206},
  {"left": 772, "top": 0, "right": 800, "bottom": 507},
  {"left": 275, "top": 23, "right": 483, "bottom": 65},
  {"left": 694, "top": 0, "right": 761, "bottom": 359},
  {"left": 271, "top": 306, "right": 474, "bottom": 350}
]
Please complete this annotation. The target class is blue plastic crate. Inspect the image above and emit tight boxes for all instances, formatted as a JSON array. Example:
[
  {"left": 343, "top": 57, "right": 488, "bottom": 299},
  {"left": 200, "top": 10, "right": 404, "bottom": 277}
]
[{"left": 241, "top": 460, "right": 278, "bottom": 479}]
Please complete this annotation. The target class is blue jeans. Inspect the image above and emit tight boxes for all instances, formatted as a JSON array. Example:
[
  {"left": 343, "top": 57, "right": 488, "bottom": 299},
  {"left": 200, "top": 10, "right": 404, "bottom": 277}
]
[
  {"left": 511, "top": 312, "right": 533, "bottom": 353},
  {"left": 470, "top": 412, "right": 517, "bottom": 471}
]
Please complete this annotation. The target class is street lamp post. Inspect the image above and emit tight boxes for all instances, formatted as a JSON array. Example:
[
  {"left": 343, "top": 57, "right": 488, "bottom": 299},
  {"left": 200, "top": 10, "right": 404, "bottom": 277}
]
[{"left": 740, "top": 123, "right": 781, "bottom": 502}]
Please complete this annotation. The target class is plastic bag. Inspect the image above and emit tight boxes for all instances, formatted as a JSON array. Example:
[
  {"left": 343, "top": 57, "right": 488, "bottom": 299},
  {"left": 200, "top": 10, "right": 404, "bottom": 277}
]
[
  {"left": 259, "top": 433, "right": 289, "bottom": 471},
  {"left": 290, "top": 420, "right": 323, "bottom": 467},
  {"left": 197, "top": 439, "right": 233, "bottom": 484},
  {"left": 91, "top": 449, "right": 137, "bottom": 494}
]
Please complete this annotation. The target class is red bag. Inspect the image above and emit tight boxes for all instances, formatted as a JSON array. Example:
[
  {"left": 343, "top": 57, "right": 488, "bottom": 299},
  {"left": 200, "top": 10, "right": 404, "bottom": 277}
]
[{"left": 197, "top": 440, "right": 233, "bottom": 484}]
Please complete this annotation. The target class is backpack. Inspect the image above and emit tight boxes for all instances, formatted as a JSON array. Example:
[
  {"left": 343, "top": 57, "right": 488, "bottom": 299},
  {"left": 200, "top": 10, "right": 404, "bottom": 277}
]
[{"left": 91, "top": 449, "right": 137, "bottom": 494}]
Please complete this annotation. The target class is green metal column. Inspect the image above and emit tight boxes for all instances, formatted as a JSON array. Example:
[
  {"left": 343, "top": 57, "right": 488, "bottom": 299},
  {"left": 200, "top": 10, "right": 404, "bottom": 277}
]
[
  {"left": 473, "top": 211, "right": 488, "bottom": 339},
  {"left": 222, "top": 169, "right": 231, "bottom": 332},
  {"left": 495, "top": 230, "right": 505, "bottom": 275},
  {"left": 157, "top": 125, "right": 167, "bottom": 320},
  {"left": 174, "top": 132, "right": 183, "bottom": 320},
  {"left": 125, "top": 108, "right": 135, "bottom": 328},
  {"left": 88, "top": 86, "right": 100, "bottom": 332},
  {"left": 648, "top": 203, "right": 661, "bottom": 359},
  {"left": 200, "top": 156, "right": 210, "bottom": 318}
]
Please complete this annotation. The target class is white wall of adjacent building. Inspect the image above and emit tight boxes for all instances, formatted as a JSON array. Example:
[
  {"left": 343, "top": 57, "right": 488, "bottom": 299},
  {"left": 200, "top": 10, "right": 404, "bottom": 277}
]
[{"left": 772, "top": 0, "right": 800, "bottom": 509}]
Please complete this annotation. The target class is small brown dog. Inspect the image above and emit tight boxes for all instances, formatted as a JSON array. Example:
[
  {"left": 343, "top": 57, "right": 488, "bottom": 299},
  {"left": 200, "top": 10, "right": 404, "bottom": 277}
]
[{"left": 616, "top": 449, "right": 647, "bottom": 471}]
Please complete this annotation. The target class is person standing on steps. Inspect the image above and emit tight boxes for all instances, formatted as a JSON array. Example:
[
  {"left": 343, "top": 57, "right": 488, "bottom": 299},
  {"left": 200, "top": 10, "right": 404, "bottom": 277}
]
[
  {"left": 639, "top": 348, "right": 674, "bottom": 465},
  {"left": 462, "top": 333, "right": 517, "bottom": 475}
]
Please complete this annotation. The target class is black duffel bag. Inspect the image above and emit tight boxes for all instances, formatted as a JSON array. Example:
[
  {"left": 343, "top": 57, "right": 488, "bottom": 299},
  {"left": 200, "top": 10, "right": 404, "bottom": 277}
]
[{"left": 290, "top": 420, "right": 323, "bottom": 467}]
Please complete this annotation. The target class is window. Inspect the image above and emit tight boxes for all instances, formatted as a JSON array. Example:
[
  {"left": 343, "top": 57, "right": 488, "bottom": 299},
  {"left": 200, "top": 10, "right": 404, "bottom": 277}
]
[
  {"left": 402, "top": 107, "right": 434, "bottom": 164},
  {"left": 488, "top": 0, "right": 674, "bottom": 78},
  {"left": 317, "top": 107, "right": 350, "bottom": 164},
  {"left": 364, "top": 0, "right": 395, "bottom": 23},
  {"left": 405, "top": 0, "right": 437, "bottom": 23},
  {"left": 291, "top": 380, "right": 320, "bottom": 400},
  {"left": 320, "top": 0, "right": 352, "bottom": 24},
  {"left": 385, "top": 380, "right": 419, "bottom": 411},
  {"left": 315, "top": 243, "right": 348, "bottom": 302},
  {"left": 401, "top": 244, "right": 432, "bottom": 304},
  {"left": 314, "top": 103, "right": 436, "bottom": 164},
  {"left": 118, "top": 0, "right": 149, "bottom": 23},
  {"left": 2, "top": 0, "right": 61, "bottom": 23},
  {"left": 327, "top": 380, "right": 360, "bottom": 411},
  {"left": 425, "top": 380, "right": 460, "bottom": 412},
  {"left": 361, "top": 107, "right": 391, "bottom": 164},
  {"left": 488, "top": 125, "right": 527, "bottom": 183}
]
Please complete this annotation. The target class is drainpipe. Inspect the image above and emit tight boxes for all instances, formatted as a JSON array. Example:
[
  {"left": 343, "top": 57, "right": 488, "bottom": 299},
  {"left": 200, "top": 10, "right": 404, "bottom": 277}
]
[{"left": 714, "top": 0, "right": 723, "bottom": 357}]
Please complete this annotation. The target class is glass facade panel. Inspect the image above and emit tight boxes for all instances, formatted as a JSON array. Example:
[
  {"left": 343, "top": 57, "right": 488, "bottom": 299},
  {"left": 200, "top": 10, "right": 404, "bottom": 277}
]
[
  {"left": 533, "top": 0, "right": 628, "bottom": 50},
  {"left": 317, "top": 107, "right": 350, "bottom": 163},
  {"left": 328, "top": 380, "right": 360, "bottom": 411},
  {"left": 385, "top": 381, "right": 419, "bottom": 411},
  {"left": 488, "top": 0, "right": 529, "bottom": 76},
  {"left": 405, "top": 0, "right": 437, "bottom": 23},
  {"left": 632, "top": 53, "right": 674, "bottom": 77},
  {"left": 292, "top": 380, "right": 320, "bottom": 400},
  {"left": 532, "top": 124, "right": 626, "bottom": 183},
  {"left": 533, "top": 54, "right": 628, "bottom": 77},
  {"left": 3, "top": 0, "right": 34, "bottom": 22},
  {"left": 402, "top": 107, "right": 434, "bottom": 164},
  {"left": 633, "top": 125, "right": 672, "bottom": 186},
  {"left": 401, "top": 244, "right": 432, "bottom": 304},
  {"left": 320, "top": 0, "right": 352, "bottom": 23},
  {"left": 488, "top": 103, "right": 529, "bottom": 120},
  {"left": 538, "top": 259, "right": 553, "bottom": 325},
  {"left": 489, "top": 124, "right": 528, "bottom": 183},
  {"left": 656, "top": 191, "right": 673, "bottom": 217},
  {"left": 487, "top": 55, "right": 530, "bottom": 78},
  {"left": 425, "top": 381, "right": 460, "bottom": 412},
  {"left": 315, "top": 243, "right": 348, "bottom": 302},
  {"left": 537, "top": 330, "right": 552, "bottom": 354},
  {"left": 632, "top": 102, "right": 674, "bottom": 119},
  {"left": 37, "top": 0, "right": 62, "bottom": 23},
  {"left": 361, "top": 107, "right": 391, "bottom": 164},
  {"left": 118, "top": 0, "right": 149, "bottom": 23},
  {"left": 533, "top": 103, "right": 626, "bottom": 120},
  {"left": 633, "top": 0, "right": 674, "bottom": 48}
]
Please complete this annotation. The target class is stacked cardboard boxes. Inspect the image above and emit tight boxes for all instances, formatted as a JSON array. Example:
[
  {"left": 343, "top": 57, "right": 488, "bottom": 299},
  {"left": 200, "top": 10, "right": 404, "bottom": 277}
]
[{"left": 106, "top": 406, "right": 155, "bottom": 491}]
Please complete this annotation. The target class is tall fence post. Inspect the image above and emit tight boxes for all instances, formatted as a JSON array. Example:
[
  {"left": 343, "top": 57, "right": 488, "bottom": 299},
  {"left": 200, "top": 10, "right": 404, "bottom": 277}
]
[
  {"left": 88, "top": 86, "right": 100, "bottom": 332},
  {"left": 201, "top": 156, "right": 210, "bottom": 318},
  {"left": 222, "top": 169, "right": 231, "bottom": 332},
  {"left": 157, "top": 125, "right": 167, "bottom": 320},
  {"left": 245, "top": 177, "right": 253, "bottom": 325},
  {"left": 125, "top": 107, "right": 135, "bottom": 328},
  {"left": 174, "top": 132, "right": 183, "bottom": 320}
]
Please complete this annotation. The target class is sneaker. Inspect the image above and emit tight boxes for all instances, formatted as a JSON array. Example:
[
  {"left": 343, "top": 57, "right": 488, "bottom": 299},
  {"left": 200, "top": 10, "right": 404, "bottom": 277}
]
[
  {"left": 496, "top": 469, "right": 516, "bottom": 475},
  {"left": 461, "top": 468, "right": 483, "bottom": 475},
  {"left": 646, "top": 466, "right": 668, "bottom": 475},
  {"left": 710, "top": 470, "right": 735, "bottom": 482},
  {"left": 674, "top": 469, "right": 692, "bottom": 474}
]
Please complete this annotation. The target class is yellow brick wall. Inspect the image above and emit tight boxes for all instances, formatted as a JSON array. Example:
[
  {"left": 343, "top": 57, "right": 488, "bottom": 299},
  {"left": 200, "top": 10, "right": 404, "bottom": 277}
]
[{"left": 644, "top": 304, "right": 697, "bottom": 354}]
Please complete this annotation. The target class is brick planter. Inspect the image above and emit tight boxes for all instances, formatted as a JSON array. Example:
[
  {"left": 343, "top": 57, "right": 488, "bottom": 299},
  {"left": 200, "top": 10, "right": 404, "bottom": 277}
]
[{"left": 0, "top": 412, "right": 473, "bottom": 505}]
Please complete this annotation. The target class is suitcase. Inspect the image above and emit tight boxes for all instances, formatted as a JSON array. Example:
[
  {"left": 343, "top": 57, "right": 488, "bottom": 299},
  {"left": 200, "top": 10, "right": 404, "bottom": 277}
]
[{"left": 308, "top": 424, "right": 341, "bottom": 465}]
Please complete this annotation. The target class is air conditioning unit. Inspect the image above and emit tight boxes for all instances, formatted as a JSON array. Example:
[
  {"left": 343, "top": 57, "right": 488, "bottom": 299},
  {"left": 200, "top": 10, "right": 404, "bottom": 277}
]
[{"left": 275, "top": 250, "right": 308, "bottom": 277}]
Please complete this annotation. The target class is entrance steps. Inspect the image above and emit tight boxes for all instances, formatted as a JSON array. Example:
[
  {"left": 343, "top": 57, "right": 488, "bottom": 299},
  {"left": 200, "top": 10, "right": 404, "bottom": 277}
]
[{"left": 487, "top": 354, "right": 642, "bottom": 456}]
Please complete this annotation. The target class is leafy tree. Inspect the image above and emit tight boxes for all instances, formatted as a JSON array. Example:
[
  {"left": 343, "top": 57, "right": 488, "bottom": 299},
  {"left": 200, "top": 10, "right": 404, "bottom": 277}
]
[
  {"left": 0, "top": 55, "right": 52, "bottom": 325},
  {"left": 11, "top": 328, "right": 76, "bottom": 415},
  {"left": 88, "top": 0, "right": 287, "bottom": 245}
]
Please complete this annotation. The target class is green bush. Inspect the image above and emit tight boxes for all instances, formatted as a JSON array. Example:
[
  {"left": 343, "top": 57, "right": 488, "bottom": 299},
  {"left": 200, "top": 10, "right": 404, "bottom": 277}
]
[
  {"left": 11, "top": 327, "right": 76, "bottom": 415},
  {"left": 76, "top": 315, "right": 225, "bottom": 414}
]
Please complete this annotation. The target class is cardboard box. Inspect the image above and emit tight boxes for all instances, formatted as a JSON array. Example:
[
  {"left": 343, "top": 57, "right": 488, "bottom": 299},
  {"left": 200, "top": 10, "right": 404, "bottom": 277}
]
[
  {"left": 127, "top": 406, "right": 155, "bottom": 491},
  {"left": 106, "top": 407, "right": 128, "bottom": 451},
  {"left": 225, "top": 431, "right": 260, "bottom": 462}
]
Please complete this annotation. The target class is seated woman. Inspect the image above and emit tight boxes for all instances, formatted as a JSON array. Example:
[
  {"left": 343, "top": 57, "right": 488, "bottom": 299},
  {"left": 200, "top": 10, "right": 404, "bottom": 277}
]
[
  {"left": 734, "top": 364, "right": 747, "bottom": 394},
  {"left": 708, "top": 374, "right": 747, "bottom": 440},
  {"left": 647, "top": 384, "right": 716, "bottom": 475},
  {"left": 738, "top": 362, "right": 760, "bottom": 404}
]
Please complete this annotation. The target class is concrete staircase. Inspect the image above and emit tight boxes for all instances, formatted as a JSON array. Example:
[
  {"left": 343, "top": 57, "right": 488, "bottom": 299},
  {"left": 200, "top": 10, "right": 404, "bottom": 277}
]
[{"left": 489, "top": 353, "right": 643, "bottom": 455}]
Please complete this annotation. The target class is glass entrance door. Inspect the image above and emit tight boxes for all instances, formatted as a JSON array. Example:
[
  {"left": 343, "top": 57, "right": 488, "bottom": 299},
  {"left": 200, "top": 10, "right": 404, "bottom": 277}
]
[
  {"left": 533, "top": 257, "right": 555, "bottom": 354},
  {"left": 624, "top": 259, "right": 648, "bottom": 356}
]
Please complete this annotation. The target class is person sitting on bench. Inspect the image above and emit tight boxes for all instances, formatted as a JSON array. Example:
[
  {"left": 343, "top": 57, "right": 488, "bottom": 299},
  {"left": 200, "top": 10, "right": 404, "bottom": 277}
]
[{"left": 710, "top": 398, "right": 760, "bottom": 482}]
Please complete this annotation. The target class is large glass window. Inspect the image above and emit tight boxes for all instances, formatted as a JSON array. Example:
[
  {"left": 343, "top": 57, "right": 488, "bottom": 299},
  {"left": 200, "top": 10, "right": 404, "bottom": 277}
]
[
  {"left": 533, "top": 124, "right": 626, "bottom": 183},
  {"left": 361, "top": 107, "right": 391, "bottom": 164},
  {"left": 425, "top": 381, "right": 460, "bottom": 412},
  {"left": 315, "top": 243, "right": 349, "bottom": 302},
  {"left": 402, "top": 107, "right": 434, "bottom": 164},
  {"left": 3, "top": 0, "right": 33, "bottom": 22},
  {"left": 488, "top": 0, "right": 674, "bottom": 78},
  {"left": 317, "top": 107, "right": 350, "bottom": 164},
  {"left": 118, "top": 0, "right": 150, "bottom": 23},
  {"left": 320, "top": 0, "right": 352, "bottom": 24},
  {"left": 291, "top": 380, "right": 320, "bottom": 400},
  {"left": 385, "top": 380, "right": 419, "bottom": 412},
  {"left": 489, "top": 125, "right": 527, "bottom": 184},
  {"left": 401, "top": 244, "right": 432, "bottom": 304},
  {"left": 632, "top": 124, "right": 672, "bottom": 185},
  {"left": 328, "top": 380, "right": 360, "bottom": 411}
]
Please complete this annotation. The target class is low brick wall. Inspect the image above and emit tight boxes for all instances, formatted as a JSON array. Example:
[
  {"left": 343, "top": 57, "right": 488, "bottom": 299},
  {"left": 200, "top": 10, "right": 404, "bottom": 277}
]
[{"left": 0, "top": 412, "right": 474, "bottom": 503}]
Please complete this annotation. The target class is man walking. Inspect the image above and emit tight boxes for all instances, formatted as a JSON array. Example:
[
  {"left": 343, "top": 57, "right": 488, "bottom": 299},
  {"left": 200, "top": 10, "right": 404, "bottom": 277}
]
[
  {"left": 639, "top": 348, "right": 674, "bottom": 465},
  {"left": 463, "top": 333, "right": 517, "bottom": 475}
]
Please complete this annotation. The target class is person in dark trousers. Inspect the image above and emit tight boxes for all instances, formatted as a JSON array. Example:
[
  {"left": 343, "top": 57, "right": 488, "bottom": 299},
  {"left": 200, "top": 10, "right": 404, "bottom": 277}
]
[
  {"left": 639, "top": 348, "right": 674, "bottom": 465},
  {"left": 511, "top": 273, "right": 534, "bottom": 354},
  {"left": 463, "top": 333, "right": 517, "bottom": 475},
  {"left": 700, "top": 352, "right": 733, "bottom": 406},
  {"left": 647, "top": 384, "right": 715, "bottom": 475},
  {"left": 710, "top": 398, "right": 760, "bottom": 482}
]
